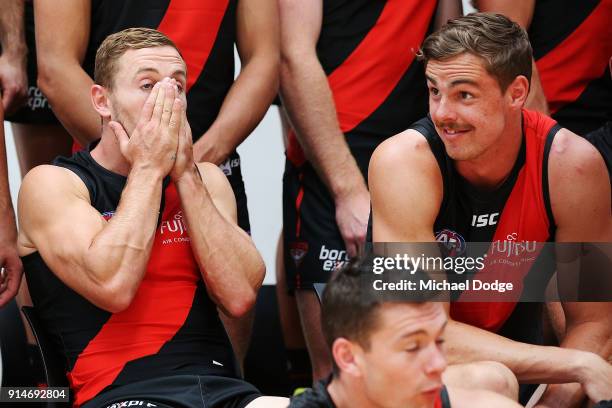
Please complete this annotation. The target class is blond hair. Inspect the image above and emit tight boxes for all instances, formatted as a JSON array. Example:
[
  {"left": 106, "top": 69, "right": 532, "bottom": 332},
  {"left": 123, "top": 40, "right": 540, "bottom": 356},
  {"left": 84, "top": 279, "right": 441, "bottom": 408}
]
[{"left": 94, "top": 27, "right": 182, "bottom": 89}]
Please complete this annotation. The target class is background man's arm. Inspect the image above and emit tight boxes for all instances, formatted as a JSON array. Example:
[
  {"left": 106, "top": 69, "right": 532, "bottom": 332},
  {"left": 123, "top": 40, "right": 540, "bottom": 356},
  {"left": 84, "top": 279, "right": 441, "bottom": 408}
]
[
  {"left": 535, "top": 130, "right": 612, "bottom": 407},
  {"left": 0, "top": 104, "right": 22, "bottom": 307},
  {"left": 475, "top": 0, "right": 549, "bottom": 114},
  {"left": 35, "top": 0, "right": 99, "bottom": 146},
  {"left": 0, "top": 0, "right": 27, "bottom": 115},
  {"left": 434, "top": 0, "right": 463, "bottom": 31},
  {"left": 193, "top": 0, "right": 279, "bottom": 165},
  {"left": 279, "top": 0, "right": 369, "bottom": 256}
]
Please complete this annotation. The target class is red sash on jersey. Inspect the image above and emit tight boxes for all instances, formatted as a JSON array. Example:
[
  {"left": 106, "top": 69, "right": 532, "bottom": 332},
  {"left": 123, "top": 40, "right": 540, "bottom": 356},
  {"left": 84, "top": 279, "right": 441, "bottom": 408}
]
[
  {"left": 450, "top": 110, "right": 558, "bottom": 332},
  {"left": 537, "top": 0, "right": 612, "bottom": 114},
  {"left": 286, "top": 0, "right": 437, "bottom": 166},
  {"left": 68, "top": 183, "right": 201, "bottom": 406}
]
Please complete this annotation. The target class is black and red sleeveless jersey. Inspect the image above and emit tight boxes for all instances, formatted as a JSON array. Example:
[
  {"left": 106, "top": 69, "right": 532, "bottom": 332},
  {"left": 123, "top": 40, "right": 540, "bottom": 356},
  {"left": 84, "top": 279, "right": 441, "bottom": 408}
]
[
  {"left": 411, "top": 109, "right": 561, "bottom": 341},
  {"left": 286, "top": 0, "right": 437, "bottom": 166},
  {"left": 22, "top": 143, "right": 238, "bottom": 407},
  {"left": 529, "top": 0, "right": 612, "bottom": 135},
  {"left": 84, "top": 0, "right": 237, "bottom": 141}
]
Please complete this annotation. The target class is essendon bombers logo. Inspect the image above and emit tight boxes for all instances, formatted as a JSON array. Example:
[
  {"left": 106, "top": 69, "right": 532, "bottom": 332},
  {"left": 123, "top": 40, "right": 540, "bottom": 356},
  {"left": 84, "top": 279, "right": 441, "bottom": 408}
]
[
  {"left": 435, "top": 229, "right": 466, "bottom": 256},
  {"left": 290, "top": 241, "right": 309, "bottom": 268},
  {"left": 101, "top": 211, "right": 115, "bottom": 221}
]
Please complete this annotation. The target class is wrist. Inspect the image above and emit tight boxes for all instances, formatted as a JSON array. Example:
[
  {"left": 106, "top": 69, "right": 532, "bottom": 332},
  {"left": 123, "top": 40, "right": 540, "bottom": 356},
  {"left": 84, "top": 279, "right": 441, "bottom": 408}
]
[
  {"left": 129, "top": 164, "right": 166, "bottom": 181},
  {"left": 1, "top": 46, "right": 27, "bottom": 63},
  {"left": 571, "top": 350, "right": 595, "bottom": 384},
  {"left": 174, "top": 165, "right": 201, "bottom": 188}
]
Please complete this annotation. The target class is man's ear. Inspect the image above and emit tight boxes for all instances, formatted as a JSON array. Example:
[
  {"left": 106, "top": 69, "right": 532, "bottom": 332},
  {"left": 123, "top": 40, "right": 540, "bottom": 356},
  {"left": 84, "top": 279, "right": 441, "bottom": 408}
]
[
  {"left": 91, "top": 84, "right": 112, "bottom": 119},
  {"left": 506, "top": 75, "right": 530, "bottom": 109},
  {"left": 332, "top": 338, "right": 364, "bottom": 378}
]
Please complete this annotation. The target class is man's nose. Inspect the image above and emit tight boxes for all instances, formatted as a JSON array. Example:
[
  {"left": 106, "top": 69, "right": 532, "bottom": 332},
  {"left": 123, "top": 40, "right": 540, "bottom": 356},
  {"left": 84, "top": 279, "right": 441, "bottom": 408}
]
[
  {"left": 432, "top": 96, "right": 457, "bottom": 124},
  {"left": 423, "top": 343, "right": 447, "bottom": 376}
]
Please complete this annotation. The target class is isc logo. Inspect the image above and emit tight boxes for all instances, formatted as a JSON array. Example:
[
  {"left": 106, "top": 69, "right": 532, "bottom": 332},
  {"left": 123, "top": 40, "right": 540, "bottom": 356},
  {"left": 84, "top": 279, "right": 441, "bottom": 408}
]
[{"left": 471, "top": 213, "right": 499, "bottom": 227}]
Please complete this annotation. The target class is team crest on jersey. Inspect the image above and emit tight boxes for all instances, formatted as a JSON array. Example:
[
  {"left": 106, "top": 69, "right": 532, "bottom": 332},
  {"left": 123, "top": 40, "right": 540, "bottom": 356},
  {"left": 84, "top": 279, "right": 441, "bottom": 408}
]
[
  {"left": 101, "top": 211, "right": 115, "bottom": 221},
  {"left": 290, "top": 241, "right": 309, "bottom": 267},
  {"left": 435, "top": 229, "right": 466, "bottom": 256}
]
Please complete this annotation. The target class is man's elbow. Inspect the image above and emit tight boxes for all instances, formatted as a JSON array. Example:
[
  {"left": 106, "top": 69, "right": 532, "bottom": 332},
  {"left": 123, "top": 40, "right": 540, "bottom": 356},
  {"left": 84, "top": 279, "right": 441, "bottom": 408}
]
[
  {"left": 224, "top": 264, "right": 264, "bottom": 318},
  {"left": 37, "top": 59, "right": 69, "bottom": 102},
  {"left": 95, "top": 278, "right": 139, "bottom": 314}
]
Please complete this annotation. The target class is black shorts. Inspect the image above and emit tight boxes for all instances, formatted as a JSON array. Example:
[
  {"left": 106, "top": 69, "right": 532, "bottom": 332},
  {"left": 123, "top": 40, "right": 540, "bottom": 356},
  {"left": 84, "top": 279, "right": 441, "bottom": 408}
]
[
  {"left": 283, "top": 145, "right": 375, "bottom": 291},
  {"left": 4, "top": 2, "right": 59, "bottom": 125},
  {"left": 83, "top": 374, "right": 262, "bottom": 408},
  {"left": 223, "top": 151, "right": 251, "bottom": 234}
]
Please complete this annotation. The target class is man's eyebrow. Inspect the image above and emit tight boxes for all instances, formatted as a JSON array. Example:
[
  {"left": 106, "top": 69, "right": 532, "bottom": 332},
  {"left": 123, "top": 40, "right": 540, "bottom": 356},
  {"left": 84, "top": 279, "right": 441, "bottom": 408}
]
[
  {"left": 399, "top": 319, "right": 448, "bottom": 339},
  {"left": 450, "top": 78, "right": 478, "bottom": 87},
  {"left": 133, "top": 67, "right": 187, "bottom": 80},
  {"left": 425, "top": 75, "right": 437, "bottom": 85}
]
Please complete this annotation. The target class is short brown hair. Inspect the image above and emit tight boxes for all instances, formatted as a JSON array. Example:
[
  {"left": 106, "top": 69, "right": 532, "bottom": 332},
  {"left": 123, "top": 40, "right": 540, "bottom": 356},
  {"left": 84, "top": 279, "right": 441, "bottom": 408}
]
[
  {"left": 418, "top": 12, "right": 532, "bottom": 91},
  {"left": 94, "top": 27, "right": 182, "bottom": 89}
]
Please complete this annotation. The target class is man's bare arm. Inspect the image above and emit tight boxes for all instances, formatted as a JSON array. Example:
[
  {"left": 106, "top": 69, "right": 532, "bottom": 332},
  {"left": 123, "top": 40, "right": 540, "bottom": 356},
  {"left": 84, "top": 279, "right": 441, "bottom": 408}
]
[
  {"left": 434, "top": 0, "right": 463, "bottom": 31},
  {"left": 193, "top": 0, "right": 279, "bottom": 165},
  {"left": 172, "top": 109, "right": 264, "bottom": 318},
  {"left": 0, "top": 0, "right": 27, "bottom": 115},
  {"left": 535, "top": 130, "right": 612, "bottom": 407},
  {"left": 0, "top": 104, "right": 23, "bottom": 306},
  {"left": 279, "top": 0, "right": 369, "bottom": 257},
  {"left": 35, "top": 0, "right": 99, "bottom": 146},
  {"left": 475, "top": 0, "right": 549, "bottom": 114},
  {"left": 18, "top": 81, "right": 182, "bottom": 313}
]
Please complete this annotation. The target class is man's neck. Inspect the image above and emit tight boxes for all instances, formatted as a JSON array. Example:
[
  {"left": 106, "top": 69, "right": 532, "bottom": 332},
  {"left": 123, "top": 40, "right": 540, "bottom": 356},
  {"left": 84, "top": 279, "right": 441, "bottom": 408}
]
[
  {"left": 90, "top": 126, "right": 131, "bottom": 176},
  {"left": 455, "top": 113, "right": 523, "bottom": 190}
]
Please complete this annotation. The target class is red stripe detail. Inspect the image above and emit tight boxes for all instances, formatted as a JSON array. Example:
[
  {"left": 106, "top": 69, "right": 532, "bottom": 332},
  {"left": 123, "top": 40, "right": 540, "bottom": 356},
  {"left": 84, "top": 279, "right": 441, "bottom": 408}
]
[
  {"left": 286, "top": 0, "right": 436, "bottom": 163},
  {"left": 536, "top": 0, "right": 612, "bottom": 114},
  {"left": 295, "top": 173, "right": 305, "bottom": 237},
  {"left": 157, "top": 0, "right": 230, "bottom": 91},
  {"left": 287, "top": 129, "right": 306, "bottom": 167},
  {"left": 329, "top": 0, "right": 436, "bottom": 133},
  {"left": 451, "top": 110, "right": 556, "bottom": 332},
  {"left": 69, "top": 184, "right": 200, "bottom": 406}
]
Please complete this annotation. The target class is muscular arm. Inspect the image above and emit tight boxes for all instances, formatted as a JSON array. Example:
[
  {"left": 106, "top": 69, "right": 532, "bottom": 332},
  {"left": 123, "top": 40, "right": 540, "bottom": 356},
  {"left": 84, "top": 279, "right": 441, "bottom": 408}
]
[
  {"left": 193, "top": 0, "right": 279, "bottom": 165},
  {"left": 279, "top": 0, "right": 369, "bottom": 256},
  {"left": 475, "top": 0, "right": 549, "bottom": 114},
  {"left": 18, "top": 165, "right": 164, "bottom": 313},
  {"left": 0, "top": 104, "right": 23, "bottom": 307},
  {"left": 35, "top": 0, "right": 99, "bottom": 146},
  {"left": 536, "top": 130, "right": 612, "bottom": 407},
  {"left": 174, "top": 163, "right": 265, "bottom": 318},
  {"left": 0, "top": 0, "right": 27, "bottom": 115}
]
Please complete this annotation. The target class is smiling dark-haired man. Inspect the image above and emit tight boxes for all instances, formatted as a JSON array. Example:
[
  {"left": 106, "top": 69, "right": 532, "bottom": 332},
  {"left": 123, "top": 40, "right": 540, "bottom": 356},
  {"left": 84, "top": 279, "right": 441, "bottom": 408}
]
[{"left": 370, "top": 12, "right": 612, "bottom": 407}]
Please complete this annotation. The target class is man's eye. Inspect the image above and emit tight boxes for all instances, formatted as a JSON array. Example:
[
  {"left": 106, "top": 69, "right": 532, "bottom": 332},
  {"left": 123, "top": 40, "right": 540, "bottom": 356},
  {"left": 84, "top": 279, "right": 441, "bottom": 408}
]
[
  {"left": 141, "top": 82, "right": 155, "bottom": 90},
  {"left": 460, "top": 91, "right": 473, "bottom": 100},
  {"left": 430, "top": 87, "right": 439, "bottom": 96},
  {"left": 177, "top": 84, "right": 185, "bottom": 93},
  {"left": 405, "top": 343, "right": 420, "bottom": 352}
]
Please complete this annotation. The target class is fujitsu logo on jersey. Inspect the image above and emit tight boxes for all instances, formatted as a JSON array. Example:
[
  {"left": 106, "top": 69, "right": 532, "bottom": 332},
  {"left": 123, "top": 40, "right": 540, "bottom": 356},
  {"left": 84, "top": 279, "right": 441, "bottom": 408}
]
[
  {"left": 471, "top": 212, "right": 499, "bottom": 228},
  {"left": 160, "top": 210, "right": 188, "bottom": 236}
]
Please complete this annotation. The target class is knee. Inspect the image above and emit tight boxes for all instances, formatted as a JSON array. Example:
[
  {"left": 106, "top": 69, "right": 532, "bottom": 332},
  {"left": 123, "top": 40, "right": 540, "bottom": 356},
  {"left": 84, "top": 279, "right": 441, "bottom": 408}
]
[{"left": 468, "top": 361, "right": 518, "bottom": 401}]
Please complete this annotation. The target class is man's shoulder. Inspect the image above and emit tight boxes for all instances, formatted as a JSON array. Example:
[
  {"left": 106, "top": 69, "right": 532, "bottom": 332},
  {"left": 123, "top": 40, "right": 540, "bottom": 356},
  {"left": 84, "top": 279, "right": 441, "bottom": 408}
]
[
  {"left": 289, "top": 380, "right": 335, "bottom": 408},
  {"left": 20, "top": 164, "right": 87, "bottom": 198},
  {"left": 371, "top": 128, "right": 434, "bottom": 172},
  {"left": 549, "top": 127, "right": 606, "bottom": 175}
]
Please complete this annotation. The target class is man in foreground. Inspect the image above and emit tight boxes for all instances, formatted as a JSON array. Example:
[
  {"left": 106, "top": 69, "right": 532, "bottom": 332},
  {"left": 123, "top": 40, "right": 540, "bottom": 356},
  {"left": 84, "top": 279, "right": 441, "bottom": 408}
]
[
  {"left": 17, "top": 28, "right": 286, "bottom": 408},
  {"left": 369, "top": 13, "right": 612, "bottom": 407},
  {"left": 290, "top": 258, "right": 521, "bottom": 408}
]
